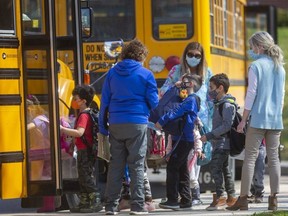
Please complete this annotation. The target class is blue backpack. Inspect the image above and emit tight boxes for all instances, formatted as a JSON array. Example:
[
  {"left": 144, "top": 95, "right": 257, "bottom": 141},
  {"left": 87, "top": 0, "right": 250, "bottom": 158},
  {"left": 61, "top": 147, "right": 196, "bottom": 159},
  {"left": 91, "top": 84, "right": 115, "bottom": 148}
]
[{"left": 149, "top": 86, "right": 200, "bottom": 136}]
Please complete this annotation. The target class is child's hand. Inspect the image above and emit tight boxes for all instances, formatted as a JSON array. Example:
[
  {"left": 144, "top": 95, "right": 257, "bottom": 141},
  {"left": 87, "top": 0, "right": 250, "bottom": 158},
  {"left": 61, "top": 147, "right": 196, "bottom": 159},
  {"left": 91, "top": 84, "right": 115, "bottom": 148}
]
[
  {"left": 199, "top": 153, "right": 206, "bottom": 160},
  {"left": 175, "top": 81, "right": 182, "bottom": 88},
  {"left": 200, "top": 135, "right": 207, "bottom": 142},
  {"left": 155, "top": 122, "right": 162, "bottom": 130}
]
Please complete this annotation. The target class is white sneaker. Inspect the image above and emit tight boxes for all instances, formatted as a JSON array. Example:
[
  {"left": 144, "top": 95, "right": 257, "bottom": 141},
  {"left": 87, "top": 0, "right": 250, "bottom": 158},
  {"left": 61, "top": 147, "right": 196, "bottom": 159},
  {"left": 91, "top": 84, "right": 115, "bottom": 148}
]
[{"left": 129, "top": 210, "right": 149, "bottom": 215}]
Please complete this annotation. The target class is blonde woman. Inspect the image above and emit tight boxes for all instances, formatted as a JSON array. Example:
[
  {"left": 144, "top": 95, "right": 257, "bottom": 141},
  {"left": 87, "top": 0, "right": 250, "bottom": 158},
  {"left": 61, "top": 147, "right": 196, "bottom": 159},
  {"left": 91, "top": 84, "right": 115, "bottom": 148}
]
[{"left": 227, "top": 31, "right": 285, "bottom": 211}]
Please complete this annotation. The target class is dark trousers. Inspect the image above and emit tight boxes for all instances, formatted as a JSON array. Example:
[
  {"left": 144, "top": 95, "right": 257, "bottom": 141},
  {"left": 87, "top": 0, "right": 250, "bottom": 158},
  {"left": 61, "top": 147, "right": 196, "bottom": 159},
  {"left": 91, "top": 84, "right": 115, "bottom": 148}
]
[
  {"left": 77, "top": 149, "right": 96, "bottom": 193},
  {"left": 210, "top": 149, "right": 235, "bottom": 197},
  {"left": 166, "top": 139, "right": 193, "bottom": 204}
]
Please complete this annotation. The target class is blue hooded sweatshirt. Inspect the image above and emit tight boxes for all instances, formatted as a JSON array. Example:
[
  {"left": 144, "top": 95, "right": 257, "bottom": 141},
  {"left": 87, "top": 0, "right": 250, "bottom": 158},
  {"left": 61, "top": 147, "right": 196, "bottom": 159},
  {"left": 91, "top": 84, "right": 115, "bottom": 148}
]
[{"left": 98, "top": 59, "right": 159, "bottom": 135}]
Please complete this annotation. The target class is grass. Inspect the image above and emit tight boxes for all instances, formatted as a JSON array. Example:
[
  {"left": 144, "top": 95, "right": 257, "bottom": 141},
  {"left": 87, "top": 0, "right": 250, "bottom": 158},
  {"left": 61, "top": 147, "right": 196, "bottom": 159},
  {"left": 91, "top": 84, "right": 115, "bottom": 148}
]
[
  {"left": 252, "top": 211, "right": 288, "bottom": 216},
  {"left": 278, "top": 27, "right": 288, "bottom": 160}
]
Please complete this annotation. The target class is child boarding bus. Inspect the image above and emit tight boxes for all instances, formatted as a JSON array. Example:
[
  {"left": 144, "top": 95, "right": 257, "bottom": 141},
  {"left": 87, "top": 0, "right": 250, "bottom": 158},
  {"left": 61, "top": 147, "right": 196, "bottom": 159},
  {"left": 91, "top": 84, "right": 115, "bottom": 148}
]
[{"left": 0, "top": 0, "right": 276, "bottom": 208}]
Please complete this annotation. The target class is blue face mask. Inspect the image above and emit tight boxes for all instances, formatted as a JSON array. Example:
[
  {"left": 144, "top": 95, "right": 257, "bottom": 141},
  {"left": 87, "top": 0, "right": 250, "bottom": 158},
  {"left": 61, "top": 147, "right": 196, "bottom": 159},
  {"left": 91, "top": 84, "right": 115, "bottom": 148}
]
[
  {"left": 247, "top": 50, "right": 262, "bottom": 60},
  {"left": 186, "top": 55, "right": 201, "bottom": 67}
]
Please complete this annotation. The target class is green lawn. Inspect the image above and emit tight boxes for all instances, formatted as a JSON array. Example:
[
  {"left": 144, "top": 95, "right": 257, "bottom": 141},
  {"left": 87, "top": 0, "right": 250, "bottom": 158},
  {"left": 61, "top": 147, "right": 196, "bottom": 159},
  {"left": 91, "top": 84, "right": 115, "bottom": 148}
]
[
  {"left": 252, "top": 211, "right": 288, "bottom": 216},
  {"left": 278, "top": 27, "right": 288, "bottom": 160}
]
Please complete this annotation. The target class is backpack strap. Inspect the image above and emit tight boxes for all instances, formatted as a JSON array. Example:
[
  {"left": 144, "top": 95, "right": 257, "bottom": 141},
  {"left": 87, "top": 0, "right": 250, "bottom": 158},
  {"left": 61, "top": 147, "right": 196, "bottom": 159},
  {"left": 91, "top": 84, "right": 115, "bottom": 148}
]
[{"left": 218, "top": 100, "right": 238, "bottom": 117}]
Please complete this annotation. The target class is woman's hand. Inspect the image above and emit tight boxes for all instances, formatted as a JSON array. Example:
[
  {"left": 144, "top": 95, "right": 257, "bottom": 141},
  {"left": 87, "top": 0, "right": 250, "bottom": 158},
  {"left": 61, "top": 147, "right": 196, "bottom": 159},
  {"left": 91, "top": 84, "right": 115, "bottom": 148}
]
[{"left": 237, "top": 120, "right": 246, "bottom": 133}]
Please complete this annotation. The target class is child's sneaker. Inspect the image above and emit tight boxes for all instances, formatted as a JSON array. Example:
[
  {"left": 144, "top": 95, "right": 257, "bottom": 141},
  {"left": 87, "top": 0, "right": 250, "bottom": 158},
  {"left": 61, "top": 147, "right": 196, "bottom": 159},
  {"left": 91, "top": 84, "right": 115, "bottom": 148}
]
[{"left": 158, "top": 200, "right": 179, "bottom": 210}]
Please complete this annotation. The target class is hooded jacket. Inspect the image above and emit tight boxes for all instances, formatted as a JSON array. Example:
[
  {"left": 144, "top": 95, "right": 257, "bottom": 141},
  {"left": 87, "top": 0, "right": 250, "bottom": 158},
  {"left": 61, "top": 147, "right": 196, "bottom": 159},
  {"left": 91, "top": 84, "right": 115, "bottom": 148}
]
[
  {"left": 157, "top": 93, "right": 200, "bottom": 142},
  {"left": 205, "top": 94, "right": 236, "bottom": 150},
  {"left": 98, "top": 59, "right": 159, "bottom": 135}
]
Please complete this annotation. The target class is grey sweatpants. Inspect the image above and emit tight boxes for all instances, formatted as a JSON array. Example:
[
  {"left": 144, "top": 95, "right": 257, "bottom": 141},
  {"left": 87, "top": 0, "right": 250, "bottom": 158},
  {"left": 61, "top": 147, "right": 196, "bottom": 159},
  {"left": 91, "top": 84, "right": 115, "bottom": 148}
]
[
  {"left": 240, "top": 127, "right": 281, "bottom": 196},
  {"left": 104, "top": 124, "right": 147, "bottom": 212}
]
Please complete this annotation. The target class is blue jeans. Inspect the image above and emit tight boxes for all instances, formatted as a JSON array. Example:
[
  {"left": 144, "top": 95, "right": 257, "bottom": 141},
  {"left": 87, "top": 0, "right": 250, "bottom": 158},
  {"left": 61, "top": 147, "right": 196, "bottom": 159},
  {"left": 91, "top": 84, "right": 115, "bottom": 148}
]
[{"left": 250, "top": 144, "right": 266, "bottom": 197}]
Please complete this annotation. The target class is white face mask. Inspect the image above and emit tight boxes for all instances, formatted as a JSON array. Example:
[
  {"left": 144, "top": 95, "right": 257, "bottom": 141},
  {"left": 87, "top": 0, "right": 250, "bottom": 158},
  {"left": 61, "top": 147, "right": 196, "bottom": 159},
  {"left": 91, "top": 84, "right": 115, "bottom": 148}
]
[{"left": 186, "top": 55, "right": 201, "bottom": 67}]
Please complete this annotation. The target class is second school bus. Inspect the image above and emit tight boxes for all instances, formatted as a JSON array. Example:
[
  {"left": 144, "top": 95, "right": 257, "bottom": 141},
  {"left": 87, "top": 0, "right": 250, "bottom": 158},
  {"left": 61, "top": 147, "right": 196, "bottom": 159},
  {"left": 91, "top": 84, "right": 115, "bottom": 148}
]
[{"left": 0, "top": 0, "right": 276, "bottom": 208}]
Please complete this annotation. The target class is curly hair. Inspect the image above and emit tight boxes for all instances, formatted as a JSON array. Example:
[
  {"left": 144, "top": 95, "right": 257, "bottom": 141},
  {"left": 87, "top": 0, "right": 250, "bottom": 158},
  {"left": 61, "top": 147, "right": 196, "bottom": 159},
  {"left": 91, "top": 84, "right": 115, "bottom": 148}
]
[{"left": 120, "top": 39, "right": 148, "bottom": 62}]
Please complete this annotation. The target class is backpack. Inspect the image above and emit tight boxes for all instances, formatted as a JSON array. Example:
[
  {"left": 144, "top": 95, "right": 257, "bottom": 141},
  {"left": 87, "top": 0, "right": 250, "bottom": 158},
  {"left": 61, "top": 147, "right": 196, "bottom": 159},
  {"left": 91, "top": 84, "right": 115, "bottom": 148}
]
[
  {"left": 78, "top": 108, "right": 99, "bottom": 160},
  {"left": 219, "top": 102, "right": 245, "bottom": 156},
  {"left": 149, "top": 86, "right": 200, "bottom": 136}
]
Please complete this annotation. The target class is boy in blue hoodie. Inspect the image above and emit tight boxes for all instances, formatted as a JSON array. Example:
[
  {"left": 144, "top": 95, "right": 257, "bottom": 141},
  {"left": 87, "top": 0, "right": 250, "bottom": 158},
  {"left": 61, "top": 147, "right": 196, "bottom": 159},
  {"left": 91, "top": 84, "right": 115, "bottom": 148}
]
[
  {"left": 155, "top": 74, "right": 201, "bottom": 210},
  {"left": 201, "top": 73, "right": 237, "bottom": 210},
  {"left": 98, "top": 39, "right": 158, "bottom": 215}
]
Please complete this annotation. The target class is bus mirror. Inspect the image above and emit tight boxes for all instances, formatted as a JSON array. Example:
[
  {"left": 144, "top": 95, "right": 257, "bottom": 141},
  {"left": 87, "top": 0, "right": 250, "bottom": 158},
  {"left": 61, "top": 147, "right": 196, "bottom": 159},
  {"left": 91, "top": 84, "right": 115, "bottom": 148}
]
[
  {"left": 104, "top": 40, "right": 124, "bottom": 59},
  {"left": 81, "top": 7, "right": 91, "bottom": 38}
]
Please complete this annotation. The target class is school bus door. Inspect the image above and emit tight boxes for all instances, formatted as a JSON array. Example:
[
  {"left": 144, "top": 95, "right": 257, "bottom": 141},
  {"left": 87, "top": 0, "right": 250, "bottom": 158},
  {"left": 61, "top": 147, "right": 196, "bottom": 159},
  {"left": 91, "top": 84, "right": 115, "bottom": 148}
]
[{"left": 21, "top": 0, "right": 63, "bottom": 200}]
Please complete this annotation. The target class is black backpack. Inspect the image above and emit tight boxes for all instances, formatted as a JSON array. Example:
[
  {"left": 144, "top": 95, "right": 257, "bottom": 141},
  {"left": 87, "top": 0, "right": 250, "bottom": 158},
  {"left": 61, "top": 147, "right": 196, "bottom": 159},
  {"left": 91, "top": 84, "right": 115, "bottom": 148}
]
[
  {"left": 149, "top": 86, "right": 200, "bottom": 136},
  {"left": 78, "top": 108, "right": 99, "bottom": 160},
  {"left": 219, "top": 102, "right": 245, "bottom": 156}
]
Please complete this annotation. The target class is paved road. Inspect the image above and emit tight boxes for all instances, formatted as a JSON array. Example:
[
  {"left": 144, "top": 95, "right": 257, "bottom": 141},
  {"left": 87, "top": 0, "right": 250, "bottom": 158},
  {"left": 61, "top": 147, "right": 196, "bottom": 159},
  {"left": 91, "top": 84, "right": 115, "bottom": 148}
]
[{"left": 1, "top": 168, "right": 288, "bottom": 215}]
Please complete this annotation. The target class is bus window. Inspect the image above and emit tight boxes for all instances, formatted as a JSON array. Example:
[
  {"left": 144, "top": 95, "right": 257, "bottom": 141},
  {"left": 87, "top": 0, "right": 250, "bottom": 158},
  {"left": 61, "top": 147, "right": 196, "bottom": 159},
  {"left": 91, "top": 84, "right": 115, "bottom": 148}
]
[
  {"left": 152, "top": 0, "right": 193, "bottom": 40},
  {"left": 86, "top": 0, "right": 135, "bottom": 41},
  {"left": 22, "top": 0, "right": 45, "bottom": 34},
  {"left": 0, "top": 0, "right": 15, "bottom": 35},
  {"left": 81, "top": 7, "right": 92, "bottom": 38},
  {"left": 55, "top": 0, "right": 73, "bottom": 37}
]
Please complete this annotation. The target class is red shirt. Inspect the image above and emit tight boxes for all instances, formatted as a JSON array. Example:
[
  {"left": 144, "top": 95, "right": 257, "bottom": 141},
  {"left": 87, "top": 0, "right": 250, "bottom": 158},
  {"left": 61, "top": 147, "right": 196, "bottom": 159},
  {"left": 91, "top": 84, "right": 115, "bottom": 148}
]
[{"left": 75, "top": 113, "right": 93, "bottom": 150}]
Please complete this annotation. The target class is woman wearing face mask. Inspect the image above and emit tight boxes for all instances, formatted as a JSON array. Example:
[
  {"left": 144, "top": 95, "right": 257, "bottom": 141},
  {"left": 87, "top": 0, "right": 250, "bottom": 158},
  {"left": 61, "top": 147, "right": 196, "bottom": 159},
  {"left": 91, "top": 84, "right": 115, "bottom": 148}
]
[
  {"left": 160, "top": 42, "right": 213, "bottom": 206},
  {"left": 226, "top": 31, "right": 285, "bottom": 211}
]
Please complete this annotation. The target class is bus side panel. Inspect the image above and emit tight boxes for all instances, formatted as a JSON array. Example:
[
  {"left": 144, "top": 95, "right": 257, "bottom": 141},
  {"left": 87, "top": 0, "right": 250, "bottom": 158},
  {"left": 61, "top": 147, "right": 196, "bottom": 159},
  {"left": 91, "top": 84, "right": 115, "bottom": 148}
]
[
  {"left": 1, "top": 163, "right": 23, "bottom": 199},
  {"left": 0, "top": 100, "right": 23, "bottom": 199},
  {"left": 211, "top": 54, "right": 246, "bottom": 106}
]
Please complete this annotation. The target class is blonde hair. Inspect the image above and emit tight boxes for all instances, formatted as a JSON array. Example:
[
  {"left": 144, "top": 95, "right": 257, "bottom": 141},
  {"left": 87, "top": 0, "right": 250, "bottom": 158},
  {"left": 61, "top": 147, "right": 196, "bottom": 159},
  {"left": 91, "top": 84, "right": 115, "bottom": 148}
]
[
  {"left": 249, "top": 31, "right": 284, "bottom": 67},
  {"left": 26, "top": 95, "right": 46, "bottom": 122}
]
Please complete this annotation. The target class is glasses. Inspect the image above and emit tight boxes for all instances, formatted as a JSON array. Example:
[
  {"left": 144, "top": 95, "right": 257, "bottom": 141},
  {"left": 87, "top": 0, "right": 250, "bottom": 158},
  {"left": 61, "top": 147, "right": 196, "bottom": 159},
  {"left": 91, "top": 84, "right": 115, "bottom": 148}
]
[{"left": 186, "top": 53, "right": 202, "bottom": 59}]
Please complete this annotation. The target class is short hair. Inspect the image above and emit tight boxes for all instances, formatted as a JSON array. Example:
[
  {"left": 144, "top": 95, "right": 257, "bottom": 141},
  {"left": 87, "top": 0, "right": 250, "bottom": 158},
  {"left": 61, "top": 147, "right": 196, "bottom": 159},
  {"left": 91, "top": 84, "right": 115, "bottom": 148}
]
[
  {"left": 182, "top": 73, "right": 203, "bottom": 92},
  {"left": 209, "top": 73, "right": 230, "bottom": 93},
  {"left": 72, "top": 85, "right": 95, "bottom": 107},
  {"left": 120, "top": 39, "right": 148, "bottom": 62}
]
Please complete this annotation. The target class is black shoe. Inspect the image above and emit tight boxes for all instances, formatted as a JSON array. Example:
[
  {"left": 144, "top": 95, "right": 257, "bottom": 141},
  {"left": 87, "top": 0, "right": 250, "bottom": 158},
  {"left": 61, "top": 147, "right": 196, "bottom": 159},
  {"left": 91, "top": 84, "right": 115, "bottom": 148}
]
[
  {"left": 158, "top": 201, "right": 179, "bottom": 210},
  {"left": 179, "top": 202, "right": 192, "bottom": 208}
]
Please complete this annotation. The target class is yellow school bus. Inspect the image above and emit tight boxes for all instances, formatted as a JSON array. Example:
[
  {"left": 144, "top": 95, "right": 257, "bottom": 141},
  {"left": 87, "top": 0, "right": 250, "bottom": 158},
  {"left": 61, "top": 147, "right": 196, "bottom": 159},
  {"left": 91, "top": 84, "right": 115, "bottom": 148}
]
[{"left": 0, "top": 0, "right": 276, "bottom": 208}]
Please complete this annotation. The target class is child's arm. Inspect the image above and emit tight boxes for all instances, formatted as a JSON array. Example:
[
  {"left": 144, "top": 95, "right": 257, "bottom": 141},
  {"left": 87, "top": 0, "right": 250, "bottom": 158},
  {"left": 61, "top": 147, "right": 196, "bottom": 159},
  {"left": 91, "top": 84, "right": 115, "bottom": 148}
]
[
  {"left": 193, "top": 127, "right": 203, "bottom": 156},
  {"left": 205, "top": 103, "right": 235, "bottom": 140},
  {"left": 60, "top": 125, "right": 85, "bottom": 138}
]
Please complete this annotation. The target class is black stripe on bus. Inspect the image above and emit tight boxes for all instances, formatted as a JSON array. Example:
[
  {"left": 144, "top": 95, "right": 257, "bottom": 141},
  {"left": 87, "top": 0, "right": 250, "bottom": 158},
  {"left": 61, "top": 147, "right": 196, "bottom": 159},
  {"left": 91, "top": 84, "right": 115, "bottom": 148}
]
[
  {"left": 0, "top": 94, "right": 21, "bottom": 105},
  {"left": 211, "top": 47, "right": 246, "bottom": 60},
  {"left": 0, "top": 151, "right": 24, "bottom": 163},
  {"left": 0, "top": 69, "right": 20, "bottom": 79},
  {"left": 0, "top": 37, "right": 19, "bottom": 48},
  {"left": 26, "top": 69, "right": 48, "bottom": 79}
]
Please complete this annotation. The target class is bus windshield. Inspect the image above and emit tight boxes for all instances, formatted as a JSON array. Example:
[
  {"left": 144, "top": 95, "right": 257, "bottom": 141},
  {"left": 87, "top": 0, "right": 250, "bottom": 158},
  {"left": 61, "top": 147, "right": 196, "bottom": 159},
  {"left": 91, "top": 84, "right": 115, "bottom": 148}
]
[
  {"left": 87, "top": 0, "right": 135, "bottom": 41},
  {"left": 152, "top": 0, "right": 193, "bottom": 40}
]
